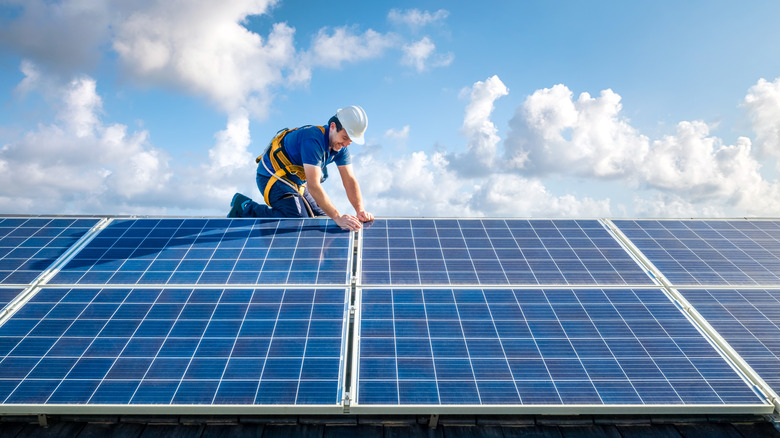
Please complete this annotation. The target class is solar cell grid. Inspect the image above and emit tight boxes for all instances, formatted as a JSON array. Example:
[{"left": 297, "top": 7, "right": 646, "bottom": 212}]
[
  {"left": 0, "top": 287, "right": 348, "bottom": 407},
  {"left": 1, "top": 288, "right": 26, "bottom": 311},
  {"left": 49, "top": 218, "right": 352, "bottom": 287},
  {"left": 355, "top": 287, "right": 764, "bottom": 409},
  {"left": 0, "top": 217, "right": 99, "bottom": 285},
  {"left": 678, "top": 288, "right": 780, "bottom": 394},
  {"left": 614, "top": 220, "right": 780, "bottom": 286},
  {"left": 360, "top": 219, "right": 653, "bottom": 287}
]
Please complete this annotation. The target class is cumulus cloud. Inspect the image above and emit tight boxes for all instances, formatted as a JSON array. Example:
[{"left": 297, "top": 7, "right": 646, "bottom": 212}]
[
  {"left": 193, "top": 110, "right": 259, "bottom": 205},
  {"left": 2, "top": 0, "right": 407, "bottom": 119},
  {"left": 632, "top": 193, "right": 727, "bottom": 218},
  {"left": 387, "top": 8, "right": 453, "bottom": 73},
  {"left": 447, "top": 75, "right": 508, "bottom": 176},
  {"left": 640, "top": 122, "right": 751, "bottom": 198},
  {"left": 648, "top": 129, "right": 780, "bottom": 216},
  {"left": 305, "top": 26, "right": 397, "bottom": 70},
  {"left": 113, "top": 0, "right": 294, "bottom": 116},
  {"left": 0, "top": 64, "right": 270, "bottom": 215},
  {"left": 207, "top": 110, "right": 254, "bottom": 172},
  {"left": 388, "top": 8, "right": 449, "bottom": 31},
  {"left": 502, "top": 80, "right": 780, "bottom": 216},
  {"left": 349, "top": 149, "right": 478, "bottom": 217},
  {"left": 504, "top": 84, "right": 649, "bottom": 178},
  {"left": 401, "top": 37, "right": 454, "bottom": 72},
  {"left": 470, "top": 176, "right": 612, "bottom": 218},
  {"left": 338, "top": 75, "right": 614, "bottom": 218},
  {"left": 743, "top": 77, "right": 780, "bottom": 161},
  {"left": 0, "top": 72, "right": 172, "bottom": 213},
  {"left": 385, "top": 125, "right": 410, "bottom": 141}
]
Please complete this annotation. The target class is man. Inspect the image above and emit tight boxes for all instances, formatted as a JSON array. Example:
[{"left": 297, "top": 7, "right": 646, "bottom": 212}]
[{"left": 228, "top": 105, "right": 373, "bottom": 231}]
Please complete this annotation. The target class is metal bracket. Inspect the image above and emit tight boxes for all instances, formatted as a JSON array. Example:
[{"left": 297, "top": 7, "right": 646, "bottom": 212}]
[
  {"left": 343, "top": 392, "right": 351, "bottom": 414},
  {"left": 37, "top": 414, "right": 48, "bottom": 428},
  {"left": 429, "top": 414, "right": 439, "bottom": 429}
]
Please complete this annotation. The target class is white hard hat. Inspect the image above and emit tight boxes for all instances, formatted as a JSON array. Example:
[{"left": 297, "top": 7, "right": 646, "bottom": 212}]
[{"left": 336, "top": 105, "right": 367, "bottom": 145}]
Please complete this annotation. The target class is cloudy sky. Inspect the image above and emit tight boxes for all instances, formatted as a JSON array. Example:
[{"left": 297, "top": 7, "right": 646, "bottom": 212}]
[{"left": 2, "top": 1, "right": 780, "bottom": 218}]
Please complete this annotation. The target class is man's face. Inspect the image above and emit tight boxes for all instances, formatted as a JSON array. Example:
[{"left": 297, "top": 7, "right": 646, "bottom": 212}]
[{"left": 329, "top": 123, "right": 352, "bottom": 152}]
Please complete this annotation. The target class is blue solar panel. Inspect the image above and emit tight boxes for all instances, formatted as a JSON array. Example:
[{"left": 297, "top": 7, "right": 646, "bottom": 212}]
[
  {"left": 355, "top": 288, "right": 764, "bottom": 408},
  {"left": 0, "top": 287, "right": 348, "bottom": 407},
  {"left": 360, "top": 219, "right": 654, "bottom": 286},
  {"left": 0, "top": 217, "right": 99, "bottom": 285},
  {"left": 49, "top": 218, "right": 352, "bottom": 286},
  {"left": 0, "top": 288, "right": 26, "bottom": 311},
  {"left": 613, "top": 220, "right": 780, "bottom": 286},
  {"left": 677, "top": 288, "right": 780, "bottom": 394}
]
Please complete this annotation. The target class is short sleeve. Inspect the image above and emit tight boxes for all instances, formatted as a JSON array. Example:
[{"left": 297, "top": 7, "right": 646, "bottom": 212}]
[{"left": 334, "top": 148, "right": 351, "bottom": 166}]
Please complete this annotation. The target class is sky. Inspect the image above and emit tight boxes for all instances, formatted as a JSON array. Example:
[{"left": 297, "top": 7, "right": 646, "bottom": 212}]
[{"left": 2, "top": 1, "right": 780, "bottom": 218}]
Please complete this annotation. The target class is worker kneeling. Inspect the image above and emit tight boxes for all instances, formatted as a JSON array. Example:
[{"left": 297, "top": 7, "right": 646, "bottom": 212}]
[{"left": 228, "top": 105, "right": 373, "bottom": 231}]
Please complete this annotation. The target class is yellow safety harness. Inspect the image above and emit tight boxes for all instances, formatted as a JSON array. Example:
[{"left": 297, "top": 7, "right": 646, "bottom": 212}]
[{"left": 256, "top": 125, "right": 326, "bottom": 216}]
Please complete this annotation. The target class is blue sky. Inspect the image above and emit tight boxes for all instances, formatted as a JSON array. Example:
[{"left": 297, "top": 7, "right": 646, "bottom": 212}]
[{"left": 2, "top": 1, "right": 780, "bottom": 217}]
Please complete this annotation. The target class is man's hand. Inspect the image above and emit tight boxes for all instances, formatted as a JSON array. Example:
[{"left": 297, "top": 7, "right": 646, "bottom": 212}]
[
  {"left": 356, "top": 210, "right": 374, "bottom": 222},
  {"left": 334, "top": 214, "right": 363, "bottom": 231}
]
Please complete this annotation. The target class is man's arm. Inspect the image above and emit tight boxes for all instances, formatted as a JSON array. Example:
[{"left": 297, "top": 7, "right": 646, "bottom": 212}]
[
  {"left": 304, "top": 164, "right": 363, "bottom": 231},
  {"left": 338, "top": 164, "right": 373, "bottom": 223}
]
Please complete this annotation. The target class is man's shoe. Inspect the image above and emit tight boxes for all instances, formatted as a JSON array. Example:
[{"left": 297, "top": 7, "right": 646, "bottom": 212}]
[{"left": 228, "top": 193, "right": 251, "bottom": 218}]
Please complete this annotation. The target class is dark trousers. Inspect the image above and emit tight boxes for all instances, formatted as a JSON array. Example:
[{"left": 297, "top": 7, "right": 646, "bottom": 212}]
[{"left": 240, "top": 174, "right": 326, "bottom": 218}]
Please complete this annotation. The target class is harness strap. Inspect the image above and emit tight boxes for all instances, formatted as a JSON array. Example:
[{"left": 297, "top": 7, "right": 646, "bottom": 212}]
[
  {"left": 257, "top": 125, "right": 326, "bottom": 216},
  {"left": 261, "top": 159, "right": 313, "bottom": 217}
]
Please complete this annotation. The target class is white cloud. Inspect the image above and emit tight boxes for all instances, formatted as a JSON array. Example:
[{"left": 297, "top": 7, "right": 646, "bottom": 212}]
[
  {"left": 340, "top": 75, "right": 613, "bottom": 218},
  {"left": 504, "top": 84, "right": 649, "bottom": 178},
  {"left": 387, "top": 9, "right": 453, "bottom": 73},
  {"left": 0, "top": 72, "right": 172, "bottom": 214},
  {"left": 502, "top": 81, "right": 780, "bottom": 216},
  {"left": 632, "top": 193, "right": 727, "bottom": 218},
  {"left": 401, "top": 37, "right": 454, "bottom": 72},
  {"left": 470, "top": 176, "right": 612, "bottom": 218},
  {"left": 0, "top": 65, "right": 270, "bottom": 215},
  {"left": 207, "top": 110, "right": 254, "bottom": 172},
  {"left": 640, "top": 121, "right": 747, "bottom": 198},
  {"left": 60, "top": 74, "right": 103, "bottom": 138},
  {"left": 388, "top": 8, "right": 449, "bottom": 31},
  {"left": 195, "top": 110, "right": 259, "bottom": 205},
  {"left": 743, "top": 77, "right": 780, "bottom": 161},
  {"left": 306, "top": 26, "right": 397, "bottom": 69},
  {"left": 448, "top": 75, "right": 508, "bottom": 176},
  {"left": 14, "top": 60, "right": 42, "bottom": 97},
  {"left": 1, "top": 0, "right": 404, "bottom": 120},
  {"left": 384, "top": 125, "right": 410, "bottom": 141},
  {"left": 346, "top": 149, "right": 479, "bottom": 217},
  {"left": 112, "top": 0, "right": 293, "bottom": 117},
  {"left": 288, "top": 26, "right": 398, "bottom": 86}
]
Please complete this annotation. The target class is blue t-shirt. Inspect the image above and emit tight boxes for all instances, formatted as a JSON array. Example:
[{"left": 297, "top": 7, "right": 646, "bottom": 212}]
[{"left": 257, "top": 125, "right": 352, "bottom": 185}]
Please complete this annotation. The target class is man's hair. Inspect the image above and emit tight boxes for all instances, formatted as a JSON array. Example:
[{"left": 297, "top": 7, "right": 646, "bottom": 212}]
[{"left": 328, "top": 115, "right": 343, "bottom": 131}]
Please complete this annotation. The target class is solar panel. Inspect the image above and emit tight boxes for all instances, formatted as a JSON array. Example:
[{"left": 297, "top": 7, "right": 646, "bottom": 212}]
[
  {"left": 676, "top": 288, "right": 780, "bottom": 395},
  {"left": 612, "top": 220, "right": 780, "bottom": 286},
  {"left": 49, "top": 218, "right": 352, "bottom": 287},
  {"left": 0, "top": 217, "right": 99, "bottom": 285},
  {"left": 2, "top": 215, "right": 777, "bottom": 417},
  {"left": 360, "top": 219, "right": 654, "bottom": 287},
  {"left": 0, "top": 287, "right": 349, "bottom": 412},
  {"left": 353, "top": 287, "right": 768, "bottom": 413},
  {"left": 1, "top": 288, "right": 26, "bottom": 311}
]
